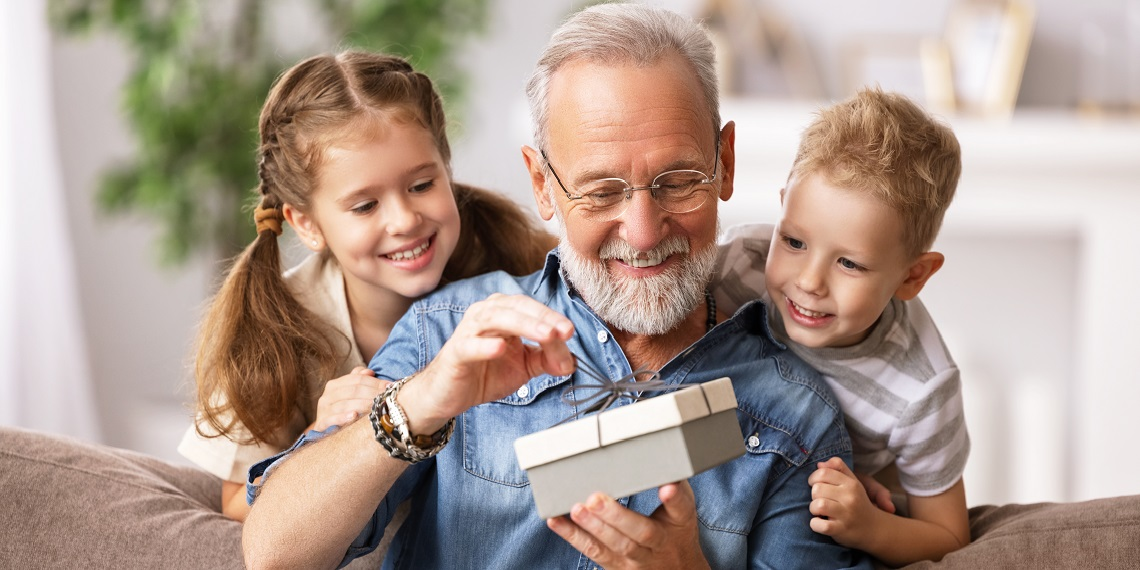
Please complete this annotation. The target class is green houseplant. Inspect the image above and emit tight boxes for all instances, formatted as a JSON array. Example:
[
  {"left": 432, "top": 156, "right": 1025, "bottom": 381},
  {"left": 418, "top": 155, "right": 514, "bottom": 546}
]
[{"left": 50, "top": 0, "right": 488, "bottom": 265}]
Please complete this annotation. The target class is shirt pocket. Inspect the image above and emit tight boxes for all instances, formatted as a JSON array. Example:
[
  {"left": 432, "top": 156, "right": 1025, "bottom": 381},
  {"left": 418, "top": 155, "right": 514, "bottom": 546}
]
[{"left": 460, "top": 374, "right": 572, "bottom": 487}]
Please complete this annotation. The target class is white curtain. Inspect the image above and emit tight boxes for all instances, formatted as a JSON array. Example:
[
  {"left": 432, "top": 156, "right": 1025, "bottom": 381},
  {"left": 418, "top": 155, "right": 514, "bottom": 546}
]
[{"left": 0, "top": 0, "right": 100, "bottom": 440}]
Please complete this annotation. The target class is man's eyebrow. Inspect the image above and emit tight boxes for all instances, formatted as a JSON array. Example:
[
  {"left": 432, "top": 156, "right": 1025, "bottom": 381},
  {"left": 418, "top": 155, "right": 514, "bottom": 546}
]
[{"left": 569, "top": 157, "right": 706, "bottom": 184}]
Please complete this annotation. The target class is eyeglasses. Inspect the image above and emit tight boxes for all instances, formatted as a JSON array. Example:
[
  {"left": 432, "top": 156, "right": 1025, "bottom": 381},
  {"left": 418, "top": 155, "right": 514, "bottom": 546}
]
[{"left": 541, "top": 140, "right": 721, "bottom": 222}]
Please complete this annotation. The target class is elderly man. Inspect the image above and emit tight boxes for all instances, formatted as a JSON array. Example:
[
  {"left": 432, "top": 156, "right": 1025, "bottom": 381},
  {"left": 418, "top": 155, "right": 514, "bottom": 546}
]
[{"left": 243, "top": 4, "right": 868, "bottom": 569}]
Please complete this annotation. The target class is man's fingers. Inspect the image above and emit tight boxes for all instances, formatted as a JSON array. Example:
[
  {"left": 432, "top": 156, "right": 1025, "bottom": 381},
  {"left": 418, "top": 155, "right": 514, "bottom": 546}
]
[
  {"left": 570, "top": 496, "right": 642, "bottom": 557},
  {"left": 462, "top": 294, "right": 574, "bottom": 343},
  {"left": 657, "top": 481, "right": 696, "bottom": 528},
  {"left": 547, "top": 515, "right": 608, "bottom": 562}
]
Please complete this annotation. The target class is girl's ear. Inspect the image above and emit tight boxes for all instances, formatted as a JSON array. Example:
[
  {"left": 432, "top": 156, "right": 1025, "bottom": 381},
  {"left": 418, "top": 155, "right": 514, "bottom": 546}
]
[
  {"left": 282, "top": 203, "right": 324, "bottom": 251},
  {"left": 895, "top": 252, "right": 945, "bottom": 300},
  {"left": 522, "top": 145, "right": 555, "bottom": 221}
]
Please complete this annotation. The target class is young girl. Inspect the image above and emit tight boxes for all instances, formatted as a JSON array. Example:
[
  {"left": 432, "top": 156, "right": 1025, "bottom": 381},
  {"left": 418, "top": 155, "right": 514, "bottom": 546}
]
[{"left": 177, "top": 51, "right": 555, "bottom": 521}]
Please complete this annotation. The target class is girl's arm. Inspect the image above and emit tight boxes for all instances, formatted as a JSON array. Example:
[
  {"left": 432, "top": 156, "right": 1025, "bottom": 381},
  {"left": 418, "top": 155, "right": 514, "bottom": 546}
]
[
  {"left": 809, "top": 457, "right": 970, "bottom": 566},
  {"left": 221, "top": 480, "right": 251, "bottom": 521}
]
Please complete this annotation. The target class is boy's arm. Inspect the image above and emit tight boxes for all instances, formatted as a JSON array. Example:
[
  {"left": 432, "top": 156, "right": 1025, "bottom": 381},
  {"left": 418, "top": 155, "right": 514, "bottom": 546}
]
[{"left": 810, "top": 458, "right": 970, "bottom": 566}]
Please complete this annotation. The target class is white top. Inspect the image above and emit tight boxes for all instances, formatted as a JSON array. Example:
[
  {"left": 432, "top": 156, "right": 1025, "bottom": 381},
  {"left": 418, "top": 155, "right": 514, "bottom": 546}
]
[
  {"left": 178, "top": 253, "right": 363, "bottom": 483},
  {"left": 711, "top": 223, "right": 970, "bottom": 496}
]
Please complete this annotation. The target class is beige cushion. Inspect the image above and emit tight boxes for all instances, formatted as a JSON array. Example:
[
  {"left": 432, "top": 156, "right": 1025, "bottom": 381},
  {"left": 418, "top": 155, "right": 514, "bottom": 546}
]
[{"left": 903, "top": 496, "right": 1140, "bottom": 569}]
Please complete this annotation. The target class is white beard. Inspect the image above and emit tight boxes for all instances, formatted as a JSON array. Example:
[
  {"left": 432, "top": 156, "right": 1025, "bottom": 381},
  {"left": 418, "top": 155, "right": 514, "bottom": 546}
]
[{"left": 556, "top": 224, "right": 718, "bottom": 336}]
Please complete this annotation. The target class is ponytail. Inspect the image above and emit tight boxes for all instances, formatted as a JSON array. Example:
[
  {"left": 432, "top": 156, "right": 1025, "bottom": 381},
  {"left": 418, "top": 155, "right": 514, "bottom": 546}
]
[
  {"left": 194, "top": 195, "right": 342, "bottom": 446},
  {"left": 444, "top": 183, "right": 558, "bottom": 282}
]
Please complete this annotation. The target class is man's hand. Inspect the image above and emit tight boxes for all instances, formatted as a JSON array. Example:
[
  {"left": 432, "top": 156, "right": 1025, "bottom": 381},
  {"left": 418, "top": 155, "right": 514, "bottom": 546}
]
[
  {"left": 399, "top": 294, "right": 577, "bottom": 434},
  {"left": 312, "top": 367, "right": 388, "bottom": 431},
  {"left": 807, "top": 456, "right": 886, "bottom": 551},
  {"left": 547, "top": 481, "right": 710, "bottom": 570}
]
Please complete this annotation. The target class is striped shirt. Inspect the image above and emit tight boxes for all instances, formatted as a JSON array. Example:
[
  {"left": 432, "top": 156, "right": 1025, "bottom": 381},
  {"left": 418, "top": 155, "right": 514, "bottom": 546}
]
[{"left": 712, "top": 223, "right": 969, "bottom": 496}]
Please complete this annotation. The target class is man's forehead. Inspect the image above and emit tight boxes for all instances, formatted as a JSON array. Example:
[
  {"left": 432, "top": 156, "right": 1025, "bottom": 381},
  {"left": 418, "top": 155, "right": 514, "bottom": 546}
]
[{"left": 544, "top": 56, "right": 714, "bottom": 162}]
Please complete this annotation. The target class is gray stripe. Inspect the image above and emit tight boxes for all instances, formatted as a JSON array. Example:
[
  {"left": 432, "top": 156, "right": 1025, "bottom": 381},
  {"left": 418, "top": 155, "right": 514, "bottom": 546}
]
[
  {"left": 896, "top": 409, "right": 967, "bottom": 460},
  {"left": 897, "top": 368, "right": 962, "bottom": 429},
  {"left": 899, "top": 436, "right": 970, "bottom": 492}
]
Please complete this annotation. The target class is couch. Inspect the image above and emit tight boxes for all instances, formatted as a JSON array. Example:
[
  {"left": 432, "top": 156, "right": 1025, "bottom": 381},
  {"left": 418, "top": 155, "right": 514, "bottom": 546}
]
[{"left": 3, "top": 427, "right": 1138, "bottom": 569}]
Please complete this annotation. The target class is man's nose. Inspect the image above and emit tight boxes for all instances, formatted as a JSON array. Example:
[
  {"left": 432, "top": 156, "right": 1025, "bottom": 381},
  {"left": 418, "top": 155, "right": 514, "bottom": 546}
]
[{"left": 616, "top": 189, "right": 669, "bottom": 251}]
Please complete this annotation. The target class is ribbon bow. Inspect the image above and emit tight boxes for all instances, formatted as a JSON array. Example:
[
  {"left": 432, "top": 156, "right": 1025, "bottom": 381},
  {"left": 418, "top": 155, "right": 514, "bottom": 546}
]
[{"left": 552, "top": 353, "right": 679, "bottom": 426}]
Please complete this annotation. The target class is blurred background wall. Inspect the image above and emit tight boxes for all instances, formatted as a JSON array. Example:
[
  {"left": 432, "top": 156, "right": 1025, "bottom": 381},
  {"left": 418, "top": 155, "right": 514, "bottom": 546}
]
[{"left": 8, "top": 0, "right": 1137, "bottom": 508}]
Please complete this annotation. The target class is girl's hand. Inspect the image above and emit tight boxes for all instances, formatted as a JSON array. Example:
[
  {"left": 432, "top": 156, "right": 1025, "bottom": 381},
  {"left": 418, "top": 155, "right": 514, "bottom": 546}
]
[{"left": 312, "top": 366, "right": 388, "bottom": 431}]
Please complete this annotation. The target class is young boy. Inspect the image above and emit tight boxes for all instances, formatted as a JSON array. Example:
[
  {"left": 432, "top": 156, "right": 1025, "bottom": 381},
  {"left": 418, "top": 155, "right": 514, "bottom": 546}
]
[{"left": 713, "top": 88, "right": 969, "bottom": 566}]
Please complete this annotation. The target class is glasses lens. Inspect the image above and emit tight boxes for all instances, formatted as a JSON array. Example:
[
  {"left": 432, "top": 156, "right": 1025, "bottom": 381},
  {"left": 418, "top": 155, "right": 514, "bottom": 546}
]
[
  {"left": 653, "top": 170, "right": 711, "bottom": 213},
  {"left": 579, "top": 179, "right": 628, "bottom": 219}
]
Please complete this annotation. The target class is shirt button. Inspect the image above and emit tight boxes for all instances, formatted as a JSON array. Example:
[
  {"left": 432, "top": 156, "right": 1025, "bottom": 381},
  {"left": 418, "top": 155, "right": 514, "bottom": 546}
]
[
  {"left": 516, "top": 385, "right": 530, "bottom": 399},
  {"left": 596, "top": 330, "right": 609, "bottom": 343},
  {"left": 747, "top": 434, "right": 760, "bottom": 449}
]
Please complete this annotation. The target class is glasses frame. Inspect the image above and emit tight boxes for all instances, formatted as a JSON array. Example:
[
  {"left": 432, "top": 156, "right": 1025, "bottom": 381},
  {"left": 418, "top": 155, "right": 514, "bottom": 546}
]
[{"left": 540, "top": 139, "right": 721, "bottom": 220}]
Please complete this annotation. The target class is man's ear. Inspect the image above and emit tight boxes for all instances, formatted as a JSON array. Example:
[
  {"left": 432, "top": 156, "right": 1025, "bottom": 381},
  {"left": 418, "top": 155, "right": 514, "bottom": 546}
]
[
  {"left": 895, "top": 252, "right": 945, "bottom": 300},
  {"left": 521, "top": 145, "right": 555, "bottom": 221},
  {"left": 282, "top": 203, "right": 324, "bottom": 252},
  {"left": 717, "top": 121, "right": 736, "bottom": 202}
]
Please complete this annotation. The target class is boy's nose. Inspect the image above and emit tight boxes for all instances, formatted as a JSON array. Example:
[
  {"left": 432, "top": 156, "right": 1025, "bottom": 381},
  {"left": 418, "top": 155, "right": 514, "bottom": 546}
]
[{"left": 796, "top": 264, "right": 827, "bottom": 296}]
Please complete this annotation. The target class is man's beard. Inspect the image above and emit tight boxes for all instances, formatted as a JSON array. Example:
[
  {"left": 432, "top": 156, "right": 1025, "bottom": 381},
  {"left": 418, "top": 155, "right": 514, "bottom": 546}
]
[{"left": 557, "top": 228, "right": 718, "bottom": 336}]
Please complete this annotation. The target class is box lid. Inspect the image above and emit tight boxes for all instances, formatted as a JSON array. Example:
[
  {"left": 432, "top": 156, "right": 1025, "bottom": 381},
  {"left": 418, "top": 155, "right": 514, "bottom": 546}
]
[{"left": 514, "top": 377, "right": 736, "bottom": 470}]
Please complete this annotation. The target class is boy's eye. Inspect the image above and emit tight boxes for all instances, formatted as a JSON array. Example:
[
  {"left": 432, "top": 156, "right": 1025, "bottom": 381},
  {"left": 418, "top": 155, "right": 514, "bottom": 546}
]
[
  {"left": 351, "top": 201, "right": 377, "bottom": 214},
  {"left": 411, "top": 180, "right": 435, "bottom": 193},
  {"left": 838, "top": 257, "right": 865, "bottom": 271},
  {"left": 782, "top": 236, "right": 805, "bottom": 250}
]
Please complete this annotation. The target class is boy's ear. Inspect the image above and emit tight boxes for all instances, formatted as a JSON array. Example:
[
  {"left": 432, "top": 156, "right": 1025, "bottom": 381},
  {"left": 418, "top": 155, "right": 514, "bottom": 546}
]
[
  {"left": 894, "top": 252, "right": 944, "bottom": 300},
  {"left": 282, "top": 203, "right": 324, "bottom": 252},
  {"left": 521, "top": 145, "right": 555, "bottom": 221}
]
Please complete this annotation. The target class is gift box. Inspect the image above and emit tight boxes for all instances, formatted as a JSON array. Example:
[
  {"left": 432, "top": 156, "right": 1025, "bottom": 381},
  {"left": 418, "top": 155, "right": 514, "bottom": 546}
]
[{"left": 513, "top": 377, "right": 744, "bottom": 519}]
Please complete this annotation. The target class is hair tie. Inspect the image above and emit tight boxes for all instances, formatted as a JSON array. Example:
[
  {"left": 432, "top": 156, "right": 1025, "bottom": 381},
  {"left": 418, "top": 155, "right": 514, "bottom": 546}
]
[{"left": 254, "top": 203, "right": 284, "bottom": 236}]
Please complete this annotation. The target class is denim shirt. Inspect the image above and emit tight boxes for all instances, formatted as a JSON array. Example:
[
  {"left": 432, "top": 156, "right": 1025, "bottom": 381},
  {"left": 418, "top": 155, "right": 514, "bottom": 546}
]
[{"left": 250, "top": 252, "right": 870, "bottom": 570}]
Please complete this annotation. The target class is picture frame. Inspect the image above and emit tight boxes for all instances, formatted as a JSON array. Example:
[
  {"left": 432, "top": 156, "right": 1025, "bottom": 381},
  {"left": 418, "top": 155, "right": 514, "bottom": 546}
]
[
  {"left": 941, "top": 0, "right": 1037, "bottom": 116},
  {"left": 843, "top": 0, "right": 1034, "bottom": 116}
]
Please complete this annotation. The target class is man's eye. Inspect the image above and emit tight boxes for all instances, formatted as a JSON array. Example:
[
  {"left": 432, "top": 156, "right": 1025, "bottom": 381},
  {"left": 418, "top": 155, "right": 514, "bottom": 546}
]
[{"left": 584, "top": 189, "right": 624, "bottom": 206}]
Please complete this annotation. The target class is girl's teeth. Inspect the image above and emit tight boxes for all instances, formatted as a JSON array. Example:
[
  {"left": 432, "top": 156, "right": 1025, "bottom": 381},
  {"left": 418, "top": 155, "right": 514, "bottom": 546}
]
[{"left": 387, "top": 241, "right": 429, "bottom": 261}]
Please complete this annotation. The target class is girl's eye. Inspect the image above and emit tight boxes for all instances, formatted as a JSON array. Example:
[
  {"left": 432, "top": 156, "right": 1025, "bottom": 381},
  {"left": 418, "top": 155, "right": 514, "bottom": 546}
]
[
  {"left": 351, "top": 201, "right": 377, "bottom": 215},
  {"left": 782, "top": 235, "right": 805, "bottom": 250},
  {"left": 838, "top": 257, "right": 865, "bottom": 271},
  {"left": 410, "top": 180, "right": 435, "bottom": 194}
]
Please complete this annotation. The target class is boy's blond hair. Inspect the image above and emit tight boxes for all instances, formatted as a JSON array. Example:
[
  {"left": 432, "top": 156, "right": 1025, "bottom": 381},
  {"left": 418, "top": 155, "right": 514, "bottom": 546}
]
[{"left": 789, "top": 88, "right": 961, "bottom": 258}]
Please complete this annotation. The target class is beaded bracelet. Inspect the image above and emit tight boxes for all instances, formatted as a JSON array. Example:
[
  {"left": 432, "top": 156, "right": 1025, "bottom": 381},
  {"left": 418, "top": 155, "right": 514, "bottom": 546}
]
[{"left": 368, "top": 373, "right": 455, "bottom": 463}]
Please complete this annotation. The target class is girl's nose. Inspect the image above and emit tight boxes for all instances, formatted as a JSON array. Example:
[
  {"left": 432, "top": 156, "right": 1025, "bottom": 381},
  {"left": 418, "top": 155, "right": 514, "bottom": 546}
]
[{"left": 385, "top": 197, "right": 421, "bottom": 234}]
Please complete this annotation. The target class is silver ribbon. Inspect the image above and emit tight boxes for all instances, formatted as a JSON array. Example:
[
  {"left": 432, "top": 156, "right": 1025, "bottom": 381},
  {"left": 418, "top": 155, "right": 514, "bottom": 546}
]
[{"left": 552, "top": 353, "right": 679, "bottom": 426}]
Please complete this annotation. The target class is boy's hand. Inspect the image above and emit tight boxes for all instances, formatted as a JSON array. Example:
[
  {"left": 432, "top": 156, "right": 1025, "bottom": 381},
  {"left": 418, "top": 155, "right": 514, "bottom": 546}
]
[
  {"left": 856, "top": 471, "right": 897, "bottom": 514},
  {"left": 807, "top": 456, "right": 884, "bottom": 551}
]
